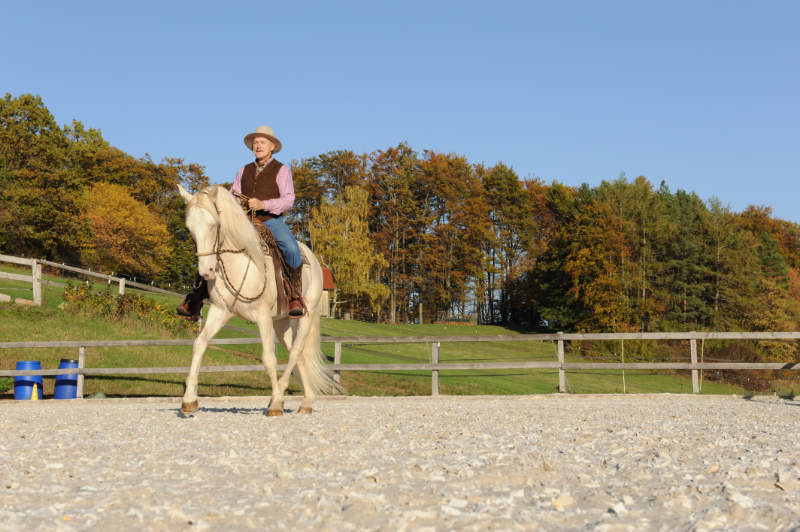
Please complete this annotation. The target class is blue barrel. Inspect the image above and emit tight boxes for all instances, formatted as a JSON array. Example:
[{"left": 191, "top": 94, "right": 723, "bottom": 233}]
[
  {"left": 54, "top": 359, "right": 79, "bottom": 399},
  {"left": 14, "top": 360, "right": 43, "bottom": 400}
]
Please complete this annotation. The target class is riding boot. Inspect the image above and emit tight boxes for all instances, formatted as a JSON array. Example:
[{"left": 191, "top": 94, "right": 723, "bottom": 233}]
[
  {"left": 287, "top": 265, "right": 305, "bottom": 318},
  {"left": 176, "top": 276, "right": 208, "bottom": 321}
]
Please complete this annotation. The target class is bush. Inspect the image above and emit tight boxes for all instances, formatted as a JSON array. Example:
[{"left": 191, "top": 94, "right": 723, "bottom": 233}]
[{"left": 61, "top": 282, "right": 198, "bottom": 335}]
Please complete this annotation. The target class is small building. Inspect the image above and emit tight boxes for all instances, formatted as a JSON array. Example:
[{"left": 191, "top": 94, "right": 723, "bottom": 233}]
[{"left": 320, "top": 267, "right": 335, "bottom": 317}]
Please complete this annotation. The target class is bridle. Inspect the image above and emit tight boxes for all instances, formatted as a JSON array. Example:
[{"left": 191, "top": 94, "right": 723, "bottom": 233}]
[{"left": 193, "top": 192, "right": 267, "bottom": 307}]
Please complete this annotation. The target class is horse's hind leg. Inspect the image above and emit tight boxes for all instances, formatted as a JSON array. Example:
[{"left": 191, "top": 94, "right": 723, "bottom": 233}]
[
  {"left": 182, "top": 304, "right": 231, "bottom": 414},
  {"left": 294, "top": 357, "right": 314, "bottom": 414},
  {"left": 277, "top": 313, "right": 321, "bottom": 414}
]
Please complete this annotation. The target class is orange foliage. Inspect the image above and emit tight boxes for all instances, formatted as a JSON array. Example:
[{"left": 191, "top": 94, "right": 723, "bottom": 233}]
[{"left": 81, "top": 182, "right": 171, "bottom": 278}]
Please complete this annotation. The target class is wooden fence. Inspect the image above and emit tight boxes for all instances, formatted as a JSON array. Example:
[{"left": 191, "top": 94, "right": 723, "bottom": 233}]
[
  {"left": 1, "top": 332, "right": 798, "bottom": 398},
  {"left": 0, "top": 255, "right": 43, "bottom": 305},
  {"left": 0, "top": 254, "right": 183, "bottom": 303}
]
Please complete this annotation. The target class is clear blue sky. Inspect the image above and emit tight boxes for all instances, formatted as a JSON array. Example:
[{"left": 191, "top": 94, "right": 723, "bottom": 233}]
[{"left": 3, "top": 1, "right": 799, "bottom": 222}]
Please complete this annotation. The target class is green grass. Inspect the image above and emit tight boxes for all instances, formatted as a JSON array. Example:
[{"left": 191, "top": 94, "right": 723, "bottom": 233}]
[
  {"left": 0, "top": 263, "right": 753, "bottom": 398},
  {"left": 326, "top": 334, "right": 744, "bottom": 396}
]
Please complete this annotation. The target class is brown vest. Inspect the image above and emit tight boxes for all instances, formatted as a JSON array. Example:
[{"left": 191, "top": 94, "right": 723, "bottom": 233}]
[{"left": 240, "top": 158, "right": 283, "bottom": 203}]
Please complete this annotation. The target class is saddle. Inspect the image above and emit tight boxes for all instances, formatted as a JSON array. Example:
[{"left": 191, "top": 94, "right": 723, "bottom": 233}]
[
  {"left": 250, "top": 215, "right": 307, "bottom": 318},
  {"left": 234, "top": 192, "right": 307, "bottom": 317}
]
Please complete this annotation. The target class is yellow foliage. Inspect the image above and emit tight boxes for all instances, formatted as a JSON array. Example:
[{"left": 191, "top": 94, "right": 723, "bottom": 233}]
[
  {"left": 81, "top": 182, "right": 171, "bottom": 278},
  {"left": 308, "top": 186, "right": 389, "bottom": 310}
]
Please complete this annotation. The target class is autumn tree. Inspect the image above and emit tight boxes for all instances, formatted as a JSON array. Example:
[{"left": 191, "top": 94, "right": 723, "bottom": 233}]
[
  {"left": 0, "top": 93, "right": 89, "bottom": 262},
  {"left": 589, "top": 176, "right": 670, "bottom": 331},
  {"left": 288, "top": 158, "right": 326, "bottom": 245},
  {"left": 417, "top": 151, "right": 491, "bottom": 322},
  {"left": 162, "top": 157, "right": 209, "bottom": 194},
  {"left": 739, "top": 205, "right": 800, "bottom": 271},
  {"left": 311, "top": 150, "right": 369, "bottom": 198},
  {"left": 559, "top": 186, "right": 631, "bottom": 331},
  {"left": 82, "top": 182, "right": 171, "bottom": 279},
  {"left": 289, "top": 151, "right": 367, "bottom": 245},
  {"left": 366, "top": 143, "right": 424, "bottom": 323},
  {"left": 479, "top": 163, "right": 535, "bottom": 323},
  {"left": 0, "top": 154, "right": 11, "bottom": 251},
  {"left": 308, "top": 186, "right": 389, "bottom": 316},
  {"left": 504, "top": 178, "right": 559, "bottom": 327}
]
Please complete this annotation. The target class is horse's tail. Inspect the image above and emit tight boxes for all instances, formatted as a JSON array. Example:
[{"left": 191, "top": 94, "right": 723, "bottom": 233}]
[{"left": 301, "top": 307, "right": 344, "bottom": 396}]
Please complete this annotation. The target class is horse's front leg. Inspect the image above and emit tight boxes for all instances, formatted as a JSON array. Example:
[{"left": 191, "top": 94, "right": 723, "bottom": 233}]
[
  {"left": 259, "top": 316, "right": 283, "bottom": 416},
  {"left": 275, "top": 318, "right": 298, "bottom": 394},
  {"left": 181, "top": 304, "right": 232, "bottom": 415}
]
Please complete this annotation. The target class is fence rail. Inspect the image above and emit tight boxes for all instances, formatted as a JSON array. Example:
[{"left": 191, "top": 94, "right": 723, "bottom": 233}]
[
  {"left": 2, "top": 332, "right": 799, "bottom": 397},
  {"left": 0, "top": 254, "right": 42, "bottom": 305},
  {"left": 0, "top": 254, "right": 183, "bottom": 303}
]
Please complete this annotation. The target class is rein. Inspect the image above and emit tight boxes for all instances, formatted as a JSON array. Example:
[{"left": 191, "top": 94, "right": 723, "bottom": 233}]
[{"left": 195, "top": 193, "right": 267, "bottom": 308}]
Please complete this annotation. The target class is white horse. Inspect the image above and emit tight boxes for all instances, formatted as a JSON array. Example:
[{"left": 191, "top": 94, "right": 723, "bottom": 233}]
[{"left": 177, "top": 184, "right": 341, "bottom": 416}]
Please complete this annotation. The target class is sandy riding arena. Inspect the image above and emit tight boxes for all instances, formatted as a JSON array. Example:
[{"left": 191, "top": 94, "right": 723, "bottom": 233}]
[{"left": 2, "top": 394, "right": 799, "bottom": 530}]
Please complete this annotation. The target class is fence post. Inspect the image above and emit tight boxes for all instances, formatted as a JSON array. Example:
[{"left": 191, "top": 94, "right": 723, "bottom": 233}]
[
  {"left": 119, "top": 278, "right": 126, "bottom": 296},
  {"left": 557, "top": 332, "right": 566, "bottom": 392},
  {"left": 32, "top": 260, "right": 42, "bottom": 305},
  {"left": 690, "top": 337, "right": 699, "bottom": 393},
  {"left": 621, "top": 339, "right": 626, "bottom": 394},
  {"left": 334, "top": 342, "right": 342, "bottom": 385},
  {"left": 77, "top": 346, "right": 86, "bottom": 399},
  {"left": 431, "top": 341, "right": 439, "bottom": 396}
]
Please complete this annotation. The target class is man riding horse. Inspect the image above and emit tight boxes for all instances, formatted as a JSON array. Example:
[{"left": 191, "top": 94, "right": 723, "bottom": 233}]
[{"left": 177, "top": 125, "right": 306, "bottom": 320}]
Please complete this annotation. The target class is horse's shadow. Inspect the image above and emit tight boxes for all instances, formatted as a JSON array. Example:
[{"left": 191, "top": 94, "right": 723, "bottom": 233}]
[
  {"left": 165, "top": 406, "right": 296, "bottom": 417},
  {"left": 742, "top": 395, "right": 800, "bottom": 406}
]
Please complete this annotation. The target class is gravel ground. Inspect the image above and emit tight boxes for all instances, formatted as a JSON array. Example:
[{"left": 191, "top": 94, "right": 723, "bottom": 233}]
[{"left": 1, "top": 394, "right": 799, "bottom": 531}]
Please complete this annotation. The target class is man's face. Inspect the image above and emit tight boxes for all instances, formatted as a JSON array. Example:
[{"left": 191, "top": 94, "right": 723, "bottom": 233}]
[{"left": 252, "top": 137, "right": 274, "bottom": 160}]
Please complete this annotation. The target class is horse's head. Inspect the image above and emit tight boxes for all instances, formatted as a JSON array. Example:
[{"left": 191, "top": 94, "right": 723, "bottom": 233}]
[
  {"left": 178, "top": 184, "right": 221, "bottom": 280},
  {"left": 177, "top": 184, "right": 266, "bottom": 282}
]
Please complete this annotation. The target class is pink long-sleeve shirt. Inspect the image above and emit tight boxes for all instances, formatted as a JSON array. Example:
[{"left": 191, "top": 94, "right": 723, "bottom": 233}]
[{"left": 230, "top": 157, "right": 295, "bottom": 215}]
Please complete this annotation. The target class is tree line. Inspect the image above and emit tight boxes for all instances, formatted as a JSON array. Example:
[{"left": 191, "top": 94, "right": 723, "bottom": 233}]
[{"left": 3, "top": 93, "right": 800, "bottom": 343}]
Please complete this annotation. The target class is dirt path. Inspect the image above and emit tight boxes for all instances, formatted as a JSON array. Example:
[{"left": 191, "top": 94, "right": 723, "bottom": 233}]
[{"left": 2, "top": 394, "right": 799, "bottom": 530}]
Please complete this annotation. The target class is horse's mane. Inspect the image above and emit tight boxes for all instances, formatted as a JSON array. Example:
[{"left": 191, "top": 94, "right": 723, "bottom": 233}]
[{"left": 197, "top": 185, "right": 266, "bottom": 278}]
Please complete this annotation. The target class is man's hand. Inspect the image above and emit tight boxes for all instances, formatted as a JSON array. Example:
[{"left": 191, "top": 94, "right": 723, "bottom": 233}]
[
  {"left": 232, "top": 191, "right": 249, "bottom": 209},
  {"left": 248, "top": 198, "right": 264, "bottom": 210}
]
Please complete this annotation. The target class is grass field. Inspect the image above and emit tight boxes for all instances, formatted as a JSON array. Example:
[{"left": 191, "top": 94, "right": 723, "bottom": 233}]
[{"left": 0, "top": 263, "right": 753, "bottom": 398}]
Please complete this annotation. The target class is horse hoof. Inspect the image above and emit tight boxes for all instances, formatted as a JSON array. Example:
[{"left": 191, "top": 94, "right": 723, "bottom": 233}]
[
  {"left": 181, "top": 400, "right": 198, "bottom": 415},
  {"left": 266, "top": 409, "right": 284, "bottom": 417},
  {"left": 298, "top": 406, "right": 313, "bottom": 414}
]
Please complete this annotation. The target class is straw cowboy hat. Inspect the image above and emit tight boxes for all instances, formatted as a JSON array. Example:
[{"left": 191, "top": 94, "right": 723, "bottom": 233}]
[{"left": 243, "top": 125, "right": 282, "bottom": 153}]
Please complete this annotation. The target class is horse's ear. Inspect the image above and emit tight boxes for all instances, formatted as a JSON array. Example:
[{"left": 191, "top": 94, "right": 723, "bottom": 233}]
[{"left": 177, "top": 184, "right": 193, "bottom": 203}]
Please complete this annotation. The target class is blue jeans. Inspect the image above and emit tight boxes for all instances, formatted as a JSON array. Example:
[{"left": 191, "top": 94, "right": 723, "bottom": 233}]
[{"left": 263, "top": 216, "right": 302, "bottom": 269}]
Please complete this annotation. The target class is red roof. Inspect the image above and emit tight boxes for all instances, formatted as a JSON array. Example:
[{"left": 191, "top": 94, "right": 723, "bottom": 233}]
[{"left": 322, "top": 267, "right": 335, "bottom": 290}]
